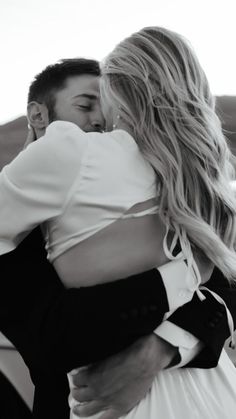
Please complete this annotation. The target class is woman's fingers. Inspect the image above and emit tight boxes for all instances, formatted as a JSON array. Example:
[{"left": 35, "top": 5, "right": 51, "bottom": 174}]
[{"left": 23, "top": 126, "right": 36, "bottom": 148}]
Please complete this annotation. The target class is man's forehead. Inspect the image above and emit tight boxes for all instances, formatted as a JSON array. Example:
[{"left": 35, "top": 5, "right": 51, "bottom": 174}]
[{"left": 63, "top": 74, "right": 101, "bottom": 99}]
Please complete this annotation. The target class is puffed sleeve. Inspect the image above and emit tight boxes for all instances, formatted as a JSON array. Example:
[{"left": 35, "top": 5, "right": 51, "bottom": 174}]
[{"left": 0, "top": 121, "right": 87, "bottom": 254}]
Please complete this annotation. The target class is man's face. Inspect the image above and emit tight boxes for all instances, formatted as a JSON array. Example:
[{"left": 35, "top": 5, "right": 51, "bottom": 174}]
[{"left": 53, "top": 75, "right": 105, "bottom": 132}]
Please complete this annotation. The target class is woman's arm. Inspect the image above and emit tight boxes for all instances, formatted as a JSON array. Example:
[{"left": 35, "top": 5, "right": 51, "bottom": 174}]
[{"left": 0, "top": 228, "right": 169, "bottom": 374}]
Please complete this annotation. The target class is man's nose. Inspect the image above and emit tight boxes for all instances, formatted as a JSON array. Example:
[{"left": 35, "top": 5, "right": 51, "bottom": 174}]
[{"left": 91, "top": 111, "right": 105, "bottom": 132}]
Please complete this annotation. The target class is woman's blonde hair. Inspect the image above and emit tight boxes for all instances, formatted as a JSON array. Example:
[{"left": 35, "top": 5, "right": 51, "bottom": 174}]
[{"left": 101, "top": 26, "right": 236, "bottom": 280}]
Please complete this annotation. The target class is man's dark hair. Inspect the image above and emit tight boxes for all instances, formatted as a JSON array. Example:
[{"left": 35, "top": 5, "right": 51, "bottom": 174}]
[{"left": 27, "top": 58, "right": 100, "bottom": 120}]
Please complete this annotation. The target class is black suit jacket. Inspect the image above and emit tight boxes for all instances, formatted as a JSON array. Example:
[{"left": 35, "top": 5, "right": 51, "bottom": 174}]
[{"left": 1, "top": 227, "right": 235, "bottom": 418}]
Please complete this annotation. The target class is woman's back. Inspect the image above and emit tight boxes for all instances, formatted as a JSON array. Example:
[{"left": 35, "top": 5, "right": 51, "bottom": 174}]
[{"left": 54, "top": 205, "right": 168, "bottom": 287}]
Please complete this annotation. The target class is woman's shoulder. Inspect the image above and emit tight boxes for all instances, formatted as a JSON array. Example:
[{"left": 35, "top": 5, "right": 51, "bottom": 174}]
[
  {"left": 44, "top": 124, "right": 135, "bottom": 149},
  {"left": 46, "top": 120, "right": 83, "bottom": 133},
  {"left": 37, "top": 121, "right": 88, "bottom": 158},
  {"left": 38, "top": 124, "right": 138, "bottom": 169},
  {"left": 45, "top": 121, "right": 86, "bottom": 144},
  {"left": 84, "top": 129, "right": 155, "bottom": 181},
  {"left": 86, "top": 129, "right": 137, "bottom": 151}
]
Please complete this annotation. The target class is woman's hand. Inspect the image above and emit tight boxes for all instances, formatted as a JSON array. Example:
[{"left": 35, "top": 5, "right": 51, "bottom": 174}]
[{"left": 23, "top": 125, "right": 36, "bottom": 149}]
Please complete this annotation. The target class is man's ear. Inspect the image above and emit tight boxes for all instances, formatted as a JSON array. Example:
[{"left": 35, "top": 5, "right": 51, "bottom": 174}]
[{"left": 27, "top": 102, "right": 49, "bottom": 130}]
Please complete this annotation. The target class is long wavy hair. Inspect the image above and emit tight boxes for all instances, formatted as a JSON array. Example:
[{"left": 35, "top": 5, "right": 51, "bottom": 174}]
[{"left": 101, "top": 26, "right": 236, "bottom": 280}]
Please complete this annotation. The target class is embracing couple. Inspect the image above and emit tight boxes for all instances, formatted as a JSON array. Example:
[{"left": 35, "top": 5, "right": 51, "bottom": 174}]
[{"left": 1, "top": 26, "right": 236, "bottom": 419}]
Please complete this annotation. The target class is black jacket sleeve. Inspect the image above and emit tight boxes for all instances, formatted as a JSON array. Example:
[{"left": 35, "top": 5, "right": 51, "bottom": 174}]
[
  {"left": 168, "top": 268, "right": 236, "bottom": 368},
  {"left": 0, "top": 228, "right": 168, "bottom": 373}
]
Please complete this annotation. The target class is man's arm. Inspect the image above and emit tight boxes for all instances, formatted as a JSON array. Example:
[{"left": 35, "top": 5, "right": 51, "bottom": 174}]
[
  {"left": 0, "top": 227, "right": 170, "bottom": 373},
  {"left": 167, "top": 267, "right": 236, "bottom": 368},
  {"left": 68, "top": 267, "right": 236, "bottom": 419},
  {"left": 1, "top": 228, "right": 235, "bottom": 374}
]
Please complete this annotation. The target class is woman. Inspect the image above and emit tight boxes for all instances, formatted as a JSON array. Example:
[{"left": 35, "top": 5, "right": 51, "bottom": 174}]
[{"left": 1, "top": 27, "right": 236, "bottom": 418}]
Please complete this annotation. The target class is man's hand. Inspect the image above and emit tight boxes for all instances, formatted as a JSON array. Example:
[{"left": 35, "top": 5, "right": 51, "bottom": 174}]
[{"left": 70, "top": 334, "right": 178, "bottom": 418}]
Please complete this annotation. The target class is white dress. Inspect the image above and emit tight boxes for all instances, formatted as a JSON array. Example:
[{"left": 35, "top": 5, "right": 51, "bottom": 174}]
[
  {"left": 69, "top": 349, "right": 236, "bottom": 419},
  {"left": 1, "top": 121, "right": 236, "bottom": 418},
  {"left": 109, "top": 350, "right": 236, "bottom": 419}
]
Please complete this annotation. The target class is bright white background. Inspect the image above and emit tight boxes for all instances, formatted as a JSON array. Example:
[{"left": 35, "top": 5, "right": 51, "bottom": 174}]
[{"left": 0, "top": 0, "right": 235, "bottom": 124}]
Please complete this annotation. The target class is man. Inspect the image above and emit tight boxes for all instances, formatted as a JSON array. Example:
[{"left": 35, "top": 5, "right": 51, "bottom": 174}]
[{"left": 1, "top": 58, "right": 235, "bottom": 419}]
